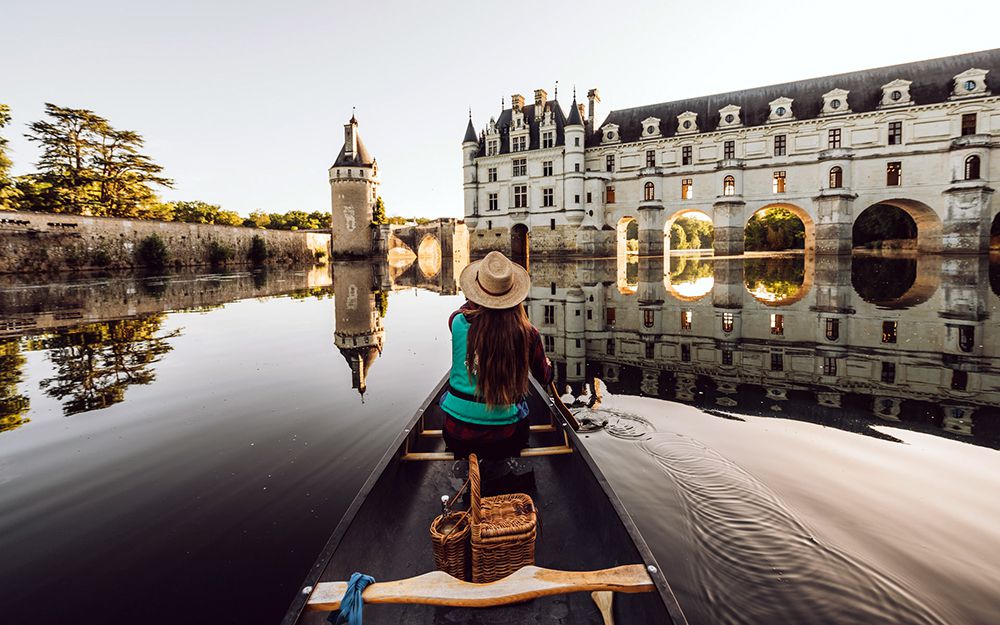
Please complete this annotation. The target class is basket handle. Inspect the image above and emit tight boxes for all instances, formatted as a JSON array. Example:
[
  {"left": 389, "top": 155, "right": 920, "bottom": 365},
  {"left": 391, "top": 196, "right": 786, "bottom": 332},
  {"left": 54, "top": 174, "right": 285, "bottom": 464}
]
[{"left": 469, "top": 453, "right": 481, "bottom": 525}]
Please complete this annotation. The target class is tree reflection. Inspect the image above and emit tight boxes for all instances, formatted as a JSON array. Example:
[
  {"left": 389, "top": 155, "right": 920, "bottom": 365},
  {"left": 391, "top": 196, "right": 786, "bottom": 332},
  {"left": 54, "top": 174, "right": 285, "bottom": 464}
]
[
  {"left": 0, "top": 340, "right": 31, "bottom": 434},
  {"left": 851, "top": 257, "right": 917, "bottom": 303},
  {"left": 744, "top": 257, "right": 806, "bottom": 303},
  {"left": 34, "top": 316, "right": 178, "bottom": 416}
]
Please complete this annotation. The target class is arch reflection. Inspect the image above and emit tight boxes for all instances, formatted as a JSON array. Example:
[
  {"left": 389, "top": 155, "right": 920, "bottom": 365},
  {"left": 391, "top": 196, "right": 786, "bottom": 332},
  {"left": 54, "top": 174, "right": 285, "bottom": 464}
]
[
  {"left": 743, "top": 256, "right": 810, "bottom": 306},
  {"left": 665, "top": 255, "right": 714, "bottom": 301}
]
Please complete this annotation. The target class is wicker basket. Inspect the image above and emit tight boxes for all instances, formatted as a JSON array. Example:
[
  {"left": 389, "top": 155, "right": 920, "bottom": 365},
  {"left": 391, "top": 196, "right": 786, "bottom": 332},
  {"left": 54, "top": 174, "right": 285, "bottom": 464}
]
[
  {"left": 469, "top": 453, "right": 537, "bottom": 583},
  {"left": 430, "top": 510, "right": 470, "bottom": 580}
]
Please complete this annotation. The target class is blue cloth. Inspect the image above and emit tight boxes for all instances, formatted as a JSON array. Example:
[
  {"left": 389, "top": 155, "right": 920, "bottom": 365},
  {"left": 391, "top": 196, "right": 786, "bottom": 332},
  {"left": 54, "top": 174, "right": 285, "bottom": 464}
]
[{"left": 330, "top": 572, "right": 376, "bottom": 625}]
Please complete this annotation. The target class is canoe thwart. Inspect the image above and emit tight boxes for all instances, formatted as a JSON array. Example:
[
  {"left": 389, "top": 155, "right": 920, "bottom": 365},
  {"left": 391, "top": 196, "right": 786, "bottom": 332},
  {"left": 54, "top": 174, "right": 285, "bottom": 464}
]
[
  {"left": 420, "top": 424, "right": 557, "bottom": 438},
  {"left": 306, "top": 564, "right": 654, "bottom": 611},
  {"left": 402, "top": 444, "right": 573, "bottom": 462}
]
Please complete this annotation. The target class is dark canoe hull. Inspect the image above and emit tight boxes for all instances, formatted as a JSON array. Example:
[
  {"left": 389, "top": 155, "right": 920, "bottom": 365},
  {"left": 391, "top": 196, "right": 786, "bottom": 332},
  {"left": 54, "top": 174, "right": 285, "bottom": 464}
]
[{"left": 280, "top": 375, "right": 687, "bottom": 625}]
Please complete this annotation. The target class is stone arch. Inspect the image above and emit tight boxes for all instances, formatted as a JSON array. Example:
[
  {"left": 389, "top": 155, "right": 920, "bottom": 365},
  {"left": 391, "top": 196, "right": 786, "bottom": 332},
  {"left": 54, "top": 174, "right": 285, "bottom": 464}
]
[
  {"left": 416, "top": 234, "right": 441, "bottom": 278},
  {"left": 745, "top": 202, "right": 815, "bottom": 253},
  {"left": 664, "top": 254, "right": 714, "bottom": 301},
  {"left": 743, "top": 255, "right": 814, "bottom": 306},
  {"left": 851, "top": 254, "right": 939, "bottom": 308},
  {"left": 511, "top": 223, "right": 529, "bottom": 268},
  {"left": 617, "top": 217, "right": 639, "bottom": 294},
  {"left": 853, "top": 198, "right": 942, "bottom": 253},
  {"left": 663, "top": 208, "right": 714, "bottom": 256},
  {"left": 990, "top": 211, "right": 1000, "bottom": 251}
]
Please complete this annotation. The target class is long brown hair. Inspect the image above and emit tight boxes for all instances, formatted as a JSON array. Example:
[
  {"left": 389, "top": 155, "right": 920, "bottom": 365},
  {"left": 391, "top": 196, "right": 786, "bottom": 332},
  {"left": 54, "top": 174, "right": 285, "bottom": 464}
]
[{"left": 465, "top": 303, "right": 534, "bottom": 407}]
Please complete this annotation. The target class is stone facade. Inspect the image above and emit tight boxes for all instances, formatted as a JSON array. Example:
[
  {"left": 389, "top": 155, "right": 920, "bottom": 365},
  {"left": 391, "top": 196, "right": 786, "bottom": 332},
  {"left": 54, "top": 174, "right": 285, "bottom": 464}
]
[
  {"left": 464, "top": 50, "right": 1000, "bottom": 257},
  {"left": 0, "top": 210, "right": 330, "bottom": 274},
  {"left": 330, "top": 116, "right": 379, "bottom": 257}
]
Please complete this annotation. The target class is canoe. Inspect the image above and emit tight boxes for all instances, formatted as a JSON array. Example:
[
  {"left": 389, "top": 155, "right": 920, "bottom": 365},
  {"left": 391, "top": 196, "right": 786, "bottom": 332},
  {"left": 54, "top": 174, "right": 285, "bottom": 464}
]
[{"left": 280, "top": 374, "right": 688, "bottom": 625}]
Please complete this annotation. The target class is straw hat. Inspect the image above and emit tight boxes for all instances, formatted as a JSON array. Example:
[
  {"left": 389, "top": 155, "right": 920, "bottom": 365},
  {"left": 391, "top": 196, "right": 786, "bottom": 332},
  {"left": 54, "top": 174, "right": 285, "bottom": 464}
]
[{"left": 459, "top": 251, "right": 531, "bottom": 309}]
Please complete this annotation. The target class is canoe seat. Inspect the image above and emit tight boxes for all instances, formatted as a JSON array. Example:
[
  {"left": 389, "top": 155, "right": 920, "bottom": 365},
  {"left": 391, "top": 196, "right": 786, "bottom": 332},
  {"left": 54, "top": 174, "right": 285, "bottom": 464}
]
[
  {"left": 402, "top": 427, "right": 573, "bottom": 461},
  {"left": 306, "top": 564, "right": 654, "bottom": 611}
]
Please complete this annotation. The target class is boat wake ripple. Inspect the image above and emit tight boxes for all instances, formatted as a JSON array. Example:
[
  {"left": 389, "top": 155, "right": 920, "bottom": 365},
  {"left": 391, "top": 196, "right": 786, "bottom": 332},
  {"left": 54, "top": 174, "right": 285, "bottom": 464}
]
[{"left": 638, "top": 433, "right": 948, "bottom": 625}]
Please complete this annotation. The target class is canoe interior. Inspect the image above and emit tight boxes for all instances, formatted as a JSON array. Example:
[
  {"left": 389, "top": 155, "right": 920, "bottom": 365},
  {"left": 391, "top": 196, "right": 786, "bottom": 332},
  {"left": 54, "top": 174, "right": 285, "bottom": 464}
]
[{"left": 288, "top": 379, "right": 673, "bottom": 625}]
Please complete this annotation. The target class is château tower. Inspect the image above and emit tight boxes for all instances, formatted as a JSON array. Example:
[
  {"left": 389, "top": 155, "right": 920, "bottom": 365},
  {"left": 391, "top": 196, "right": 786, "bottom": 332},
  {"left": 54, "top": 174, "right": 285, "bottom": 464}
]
[
  {"left": 333, "top": 262, "right": 385, "bottom": 398},
  {"left": 330, "top": 114, "right": 379, "bottom": 257}
]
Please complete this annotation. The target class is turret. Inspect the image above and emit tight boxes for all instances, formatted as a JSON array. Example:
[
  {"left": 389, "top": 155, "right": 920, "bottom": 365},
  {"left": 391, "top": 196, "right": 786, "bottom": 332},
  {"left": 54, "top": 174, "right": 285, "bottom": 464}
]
[
  {"left": 564, "top": 93, "right": 586, "bottom": 226},
  {"left": 330, "top": 114, "right": 379, "bottom": 257},
  {"left": 463, "top": 114, "right": 479, "bottom": 228}
]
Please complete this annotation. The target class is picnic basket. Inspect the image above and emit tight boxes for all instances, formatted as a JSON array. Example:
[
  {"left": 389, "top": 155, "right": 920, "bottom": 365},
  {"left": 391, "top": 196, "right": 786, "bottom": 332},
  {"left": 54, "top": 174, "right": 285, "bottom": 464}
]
[{"left": 468, "top": 453, "right": 537, "bottom": 583}]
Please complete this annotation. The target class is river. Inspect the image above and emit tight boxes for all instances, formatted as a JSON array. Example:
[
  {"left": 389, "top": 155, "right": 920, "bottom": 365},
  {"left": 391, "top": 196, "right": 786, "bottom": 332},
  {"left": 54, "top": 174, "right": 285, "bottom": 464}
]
[{"left": 1, "top": 252, "right": 998, "bottom": 625}]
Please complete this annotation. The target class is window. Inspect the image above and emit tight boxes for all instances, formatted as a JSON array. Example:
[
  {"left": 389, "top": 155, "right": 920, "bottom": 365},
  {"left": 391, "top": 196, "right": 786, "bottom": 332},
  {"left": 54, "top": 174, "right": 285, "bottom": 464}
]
[
  {"left": 587, "top": 309, "right": 592, "bottom": 320},
  {"left": 542, "top": 161, "right": 553, "bottom": 177},
  {"left": 825, "top": 318, "right": 839, "bottom": 341},
  {"left": 682, "top": 146, "right": 692, "bottom": 165},
  {"left": 512, "top": 135, "right": 527, "bottom": 152},
  {"left": 772, "top": 171, "right": 786, "bottom": 193},
  {"left": 549, "top": 218, "right": 556, "bottom": 230},
  {"left": 723, "top": 175, "right": 735, "bottom": 196},
  {"left": 828, "top": 128, "right": 841, "bottom": 149},
  {"left": 770, "top": 313, "right": 784, "bottom": 335},
  {"left": 681, "top": 344, "right": 691, "bottom": 362},
  {"left": 487, "top": 220, "right": 492, "bottom": 229},
  {"left": 774, "top": 134, "right": 786, "bottom": 156},
  {"left": 574, "top": 163, "right": 580, "bottom": 172},
  {"left": 722, "top": 312, "right": 734, "bottom": 333},
  {"left": 543, "top": 188, "right": 554, "bottom": 207},
  {"left": 606, "top": 154, "right": 615, "bottom": 172},
  {"left": 586, "top": 192, "right": 592, "bottom": 203},
  {"left": 680, "top": 310, "right": 692, "bottom": 330},
  {"left": 646, "top": 150, "right": 656, "bottom": 167},
  {"left": 722, "top": 349, "right": 733, "bottom": 366},
  {"left": 513, "top": 185, "right": 528, "bottom": 208},
  {"left": 888, "top": 121, "right": 902, "bottom": 145},
  {"left": 487, "top": 140, "right": 498, "bottom": 156},
  {"left": 607, "top": 339, "right": 616, "bottom": 355},
  {"left": 644, "top": 309, "right": 654, "bottom": 328},
  {"left": 822, "top": 357, "right": 838, "bottom": 376},
  {"left": 829, "top": 166, "right": 843, "bottom": 189},
  {"left": 512, "top": 158, "right": 527, "bottom": 177},
  {"left": 574, "top": 194, "right": 580, "bottom": 203},
  {"left": 606, "top": 307, "right": 616, "bottom": 326},
  {"left": 487, "top": 167, "right": 497, "bottom": 182},
  {"left": 544, "top": 335, "right": 555, "bottom": 352},
  {"left": 959, "top": 325, "right": 975, "bottom": 353},
  {"left": 543, "top": 305, "right": 555, "bottom": 325},
  {"left": 961, "top": 113, "right": 977, "bottom": 136},
  {"left": 881, "top": 361, "right": 896, "bottom": 383},
  {"left": 951, "top": 370, "right": 968, "bottom": 391},
  {"left": 645, "top": 343, "right": 655, "bottom": 359},
  {"left": 965, "top": 155, "right": 981, "bottom": 180},
  {"left": 681, "top": 178, "right": 693, "bottom": 199},
  {"left": 644, "top": 182, "right": 655, "bottom": 201},
  {"left": 488, "top": 193, "right": 498, "bottom": 211},
  {"left": 723, "top": 140, "right": 735, "bottom": 159},
  {"left": 574, "top": 137, "right": 580, "bottom": 147},
  {"left": 542, "top": 132, "right": 554, "bottom": 149},
  {"left": 886, "top": 162, "right": 901, "bottom": 186},
  {"left": 882, "top": 320, "right": 897, "bottom": 343},
  {"left": 606, "top": 186, "right": 616, "bottom": 203},
  {"left": 770, "top": 352, "right": 784, "bottom": 371},
  {"left": 550, "top": 282, "right": 556, "bottom": 295}
]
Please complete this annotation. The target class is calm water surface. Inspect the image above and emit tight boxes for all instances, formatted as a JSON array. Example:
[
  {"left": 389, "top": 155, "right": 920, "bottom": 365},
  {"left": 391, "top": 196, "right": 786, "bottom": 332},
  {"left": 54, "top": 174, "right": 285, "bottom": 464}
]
[{"left": 1, "top": 254, "right": 998, "bottom": 625}]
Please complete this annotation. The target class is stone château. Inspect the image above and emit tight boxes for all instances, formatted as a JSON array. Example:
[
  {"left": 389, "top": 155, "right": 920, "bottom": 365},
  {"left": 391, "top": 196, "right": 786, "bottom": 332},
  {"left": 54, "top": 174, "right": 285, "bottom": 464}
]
[
  {"left": 463, "top": 49, "right": 1000, "bottom": 258},
  {"left": 330, "top": 115, "right": 380, "bottom": 257}
]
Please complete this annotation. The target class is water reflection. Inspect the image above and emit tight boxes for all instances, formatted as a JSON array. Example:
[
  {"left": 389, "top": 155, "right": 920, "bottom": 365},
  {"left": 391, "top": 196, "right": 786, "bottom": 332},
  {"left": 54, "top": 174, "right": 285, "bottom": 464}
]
[
  {"left": 528, "top": 254, "right": 1000, "bottom": 448},
  {"left": 0, "top": 339, "right": 30, "bottom": 433}
]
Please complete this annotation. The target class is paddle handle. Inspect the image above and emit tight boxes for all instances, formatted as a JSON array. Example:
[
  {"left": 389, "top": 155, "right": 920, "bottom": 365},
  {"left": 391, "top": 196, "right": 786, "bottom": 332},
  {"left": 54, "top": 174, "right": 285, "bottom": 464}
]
[{"left": 548, "top": 382, "right": 581, "bottom": 432}]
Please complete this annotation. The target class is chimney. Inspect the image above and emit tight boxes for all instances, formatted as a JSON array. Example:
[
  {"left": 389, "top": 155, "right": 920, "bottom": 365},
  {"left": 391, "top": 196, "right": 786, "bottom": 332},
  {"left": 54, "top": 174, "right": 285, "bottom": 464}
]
[
  {"left": 344, "top": 118, "right": 358, "bottom": 158},
  {"left": 511, "top": 94, "right": 524, "bottom": 112},
  {"left": 587, "top": 89, "right": 601, "bottom": 123},
  {"left": 534, "top": 89, "right": 548, "bottom": 120}
]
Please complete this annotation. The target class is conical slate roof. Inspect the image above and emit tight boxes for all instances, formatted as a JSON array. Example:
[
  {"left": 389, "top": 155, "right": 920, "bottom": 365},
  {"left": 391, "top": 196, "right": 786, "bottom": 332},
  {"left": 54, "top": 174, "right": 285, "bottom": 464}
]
[
  {"left": 333, "top": 124, "right": 376, "bottom": 168},
  {"left": 566, "top": 97, "right": 583, "bottom": 126},
  {"left": 463, "top": 117, "right": 478, "bottom": 143}
]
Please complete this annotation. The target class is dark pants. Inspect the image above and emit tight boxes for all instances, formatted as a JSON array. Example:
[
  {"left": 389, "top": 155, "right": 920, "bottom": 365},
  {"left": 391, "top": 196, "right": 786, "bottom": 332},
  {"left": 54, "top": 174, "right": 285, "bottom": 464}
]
[{"left": 434, "top": 404, "right": 530, "bottom": 460}]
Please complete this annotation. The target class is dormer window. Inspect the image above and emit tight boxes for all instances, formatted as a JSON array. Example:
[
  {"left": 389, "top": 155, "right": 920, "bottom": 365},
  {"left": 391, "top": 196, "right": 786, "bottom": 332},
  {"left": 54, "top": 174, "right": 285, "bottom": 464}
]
[
  {"left": 718, "top": 104, "right": 742, "bottom": 129},
  {"left": 951, "top": 68, "right": 989, "bottom": 99},
  {"left": 879, "top": 79, "right": 913, "bottom": 108},
  {"left": 601, "top": 123, "right": 620, "bottom": 144},
  {"left": 511, "top": 135, "right": 527, "bottom": 152},
  {"left": 487, "top": 140, "right": 498, "bottom": 156},
  {"left": 542, "top": 131, "right": 554, "bottom": 149},
  {"left": 821, "top": 88, "right": 850, "bottom": 116},
  {"left": 676, "top": 111, "right": 698, "bottom": 135},
  {"left": 767, "top": 97, "right": 794, "bottom": 123},
  {"left": 641, "top": 117, "right": 661, "bottom": 138}
]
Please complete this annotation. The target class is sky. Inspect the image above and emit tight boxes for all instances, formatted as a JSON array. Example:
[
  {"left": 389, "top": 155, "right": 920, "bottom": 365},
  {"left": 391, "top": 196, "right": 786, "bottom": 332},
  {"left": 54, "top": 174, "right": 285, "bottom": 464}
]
[{"left": 3, "top": 0, "right": 998, "bottom": 219}]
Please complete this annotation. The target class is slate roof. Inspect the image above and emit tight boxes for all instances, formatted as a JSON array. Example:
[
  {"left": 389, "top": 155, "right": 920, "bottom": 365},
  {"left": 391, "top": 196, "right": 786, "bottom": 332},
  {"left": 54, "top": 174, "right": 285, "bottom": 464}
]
[
  {"left": 475, "top": 100, "right": 568, "bottom": 157},
  {"left": 587, "top": 48, "right": 1000, "bottom": 147},
  {"left": 333, "top": 130, "right": 375, "bottom": 168},
  {"left": 566, "top": 97, "right": 583, "bottom": 126},
  {"left": 463, "top": 118, "right": 478, "bottom": 143}
]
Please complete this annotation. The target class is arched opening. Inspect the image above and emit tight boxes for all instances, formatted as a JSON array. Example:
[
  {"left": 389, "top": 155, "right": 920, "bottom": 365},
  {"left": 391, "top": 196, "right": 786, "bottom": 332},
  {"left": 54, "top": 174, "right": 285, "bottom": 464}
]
[
  {"left": 664, "top": 209, "right": 714, "bottom": 255},
  {"left": 723, "top": 175, "right": 735, "bottom": 196},
  {"left": 829, "top": 166, "right": 843, "bottom": 189},
  {"left": 617, "top": 217, "right": 639, "bottom": 294},
  {"left": 511, "top": 223, "right": 529, "bottom": 268},
  {"left": 965, "top": 155, "right": 981, "bottom": 180},
  {"left": 851, "top": 255, "right": 939, "bottom": 307},
  {"left": 990, "top": 212, "right": 1000, "bottom": 251},
  {"left": 853, "top": 199, "right": 941, "bottom": 253},
  {"left": 643, "top": 181, "right": 655, "bottom": 201},
  {"left": 745, "top": 203, "right": 813, "bottom": 252},
  {"left": 743, "top": 256, "right": 812, "bottom": 305},
  {"left": 417, "top": 235, "right": 442, "bottom": 278},
  {"left": 664, "top": 255, "right": 714, "bottom": 301},
  {"left": 990, "top": 251, "right": 1000, "bottom": 298}
]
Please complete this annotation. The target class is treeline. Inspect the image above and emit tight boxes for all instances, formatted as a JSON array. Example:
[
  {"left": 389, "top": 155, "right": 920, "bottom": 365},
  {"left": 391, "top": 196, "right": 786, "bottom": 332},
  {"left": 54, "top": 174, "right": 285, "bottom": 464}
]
[
  {"left": 0, "top": 102, "right": 396, "bottom": 230},
  {"left": 669, "top": 216, "right": 714, "bottom": 250},
  {"left": 745, "top": 207, "right": 805, "bottom": 251}
]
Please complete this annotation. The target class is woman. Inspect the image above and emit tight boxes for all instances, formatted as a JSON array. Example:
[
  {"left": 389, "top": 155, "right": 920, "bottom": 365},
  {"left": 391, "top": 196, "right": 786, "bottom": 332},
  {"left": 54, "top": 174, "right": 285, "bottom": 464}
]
[{"left": 439, "top": 251, "right": 553, "bottom": 460}]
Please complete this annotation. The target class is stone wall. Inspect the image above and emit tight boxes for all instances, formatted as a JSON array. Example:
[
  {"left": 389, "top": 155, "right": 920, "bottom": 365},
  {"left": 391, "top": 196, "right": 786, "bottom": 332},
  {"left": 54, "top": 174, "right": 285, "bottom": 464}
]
[{"left": 0, "top": 211, "right": 331, "bottom": 274}]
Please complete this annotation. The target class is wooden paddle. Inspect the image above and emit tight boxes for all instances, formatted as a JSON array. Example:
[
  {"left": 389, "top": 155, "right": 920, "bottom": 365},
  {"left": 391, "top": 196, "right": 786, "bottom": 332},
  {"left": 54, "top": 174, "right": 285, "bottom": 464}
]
[{"left": 548, "top": 382, "right": 582, "bottom": 432}]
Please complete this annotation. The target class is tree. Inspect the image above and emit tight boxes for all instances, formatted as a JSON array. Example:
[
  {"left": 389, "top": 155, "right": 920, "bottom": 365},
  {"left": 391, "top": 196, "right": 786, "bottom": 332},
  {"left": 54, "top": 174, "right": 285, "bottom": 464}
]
[
  {"left": 745, "top": 207, "right": 805, "bottom": 251},
  {"left": 372, "top": 196, "right": 387, "bottom": 225},
  {"left": 0, "top": 104, "right": 20, "bottom": 210},
  {"left": 172, "top": 200, "right": 222, "bottom": 224},
  {"left": 215, "top": 210, "right": 243, "bottom": 227},
  {"left": 246, "top": 210, "right": 270, "bottom": 228},
  {"left": 1, "top": 340, "right": 31, "bottom": 434}
]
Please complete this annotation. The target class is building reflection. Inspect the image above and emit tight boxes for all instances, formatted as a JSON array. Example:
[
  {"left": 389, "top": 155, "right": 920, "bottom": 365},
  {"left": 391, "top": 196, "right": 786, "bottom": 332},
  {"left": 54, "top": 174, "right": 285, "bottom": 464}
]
[
  {"left": 526, "top": 253, "right": 1000, "bottom": 448},
  {"left": 332, "top": 261, "right": 387, "bottom": 399}
]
